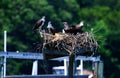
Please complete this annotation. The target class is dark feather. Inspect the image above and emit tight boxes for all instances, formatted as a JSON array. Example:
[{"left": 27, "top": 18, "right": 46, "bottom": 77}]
[
  {"left": 49, "top": 28, "right": 56, "bottom": 35},
  {"left": 32, "top": 16, "right": 45, "bottom": 31},
  {"left": 63, "top": 22, "right": 84, "bottom": 34},
  {"left": 33, "top": 20, "right": 43, "bottom": 30}
]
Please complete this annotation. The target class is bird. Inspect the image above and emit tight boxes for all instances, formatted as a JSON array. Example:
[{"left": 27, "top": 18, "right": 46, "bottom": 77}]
[
  {"left": 47, "top": 21, "right": 56, "bottom": 35},
  {"left": 76, "top": 21, "right": 84, "bottom": 28},
  {"left": 62, "top": 22, "right": 72, "bottom": 33},
  {"left": 62, "top": 21, "right": 84, "bottom": 34},
  {"left": 32, "top": 16, "right": 45, "bottom": 31},
  {"left": 75, "top": 21, "right": 84, "bottom": 34},
  {"left": 63, "top": 22, "right": 71, "bottom": 30},
  {"left": 63, "top": 22, "right": 78, "bottom": 34}
]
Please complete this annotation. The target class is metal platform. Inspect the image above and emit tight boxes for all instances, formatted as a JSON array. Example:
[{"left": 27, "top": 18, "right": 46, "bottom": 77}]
[
  {"left": 0, "top": 31, "right": 102, "bottom": 78},
  {"left": 51, "top": 56, "right": 100, "bottom": 61},
  {"left": 0, "top": 51, "right": 43, "bottom": 60},
  {"left": 4, "top": 75, "right": 88, "bottom": 78},
  {"left": 0, "top": 51, "right": 100, "bottom": 61}
]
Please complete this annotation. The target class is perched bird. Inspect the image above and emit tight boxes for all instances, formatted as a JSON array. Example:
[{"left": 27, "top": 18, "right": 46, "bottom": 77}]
[
  {"left": 75, "top": 21, "right": 84, "bottom": 34},
  {"left": 76, "top": 21, "right": 84, "bottom": 28},
  {"left": 62, "top": 22, "right": 72, "bottom": 33},
  {"left": 63, "top": 22, "right": 71, "bottom": 30},
  {"left": 62, "top": 21, "right": 84, "bottom": 34},
  {"left": 32, "top": 16, "right": 45, "bottom": 31},
  {"left": 47, "top": 21, "right": 56, "bottom": 35}
]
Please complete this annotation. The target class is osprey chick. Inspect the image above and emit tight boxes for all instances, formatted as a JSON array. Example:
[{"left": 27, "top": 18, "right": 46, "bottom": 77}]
[
  {"left": 47, "top": 21, "right": 56, "bottom": 35},
  {"left": 62, "top": 21, "right": 84, "bottom": 34},
  {"left": 62, "top": 22, "right": 72, "bottom": 33}
]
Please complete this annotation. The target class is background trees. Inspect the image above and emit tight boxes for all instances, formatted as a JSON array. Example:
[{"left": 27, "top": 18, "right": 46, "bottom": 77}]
[{"left": 0, "top": 0, "right": 119, "bottom": 78}]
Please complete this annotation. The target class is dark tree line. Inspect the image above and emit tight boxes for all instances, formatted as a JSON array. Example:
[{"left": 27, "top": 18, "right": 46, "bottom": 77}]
[{"left": 0, "top": 0, "right": 120, "bottom": 78}]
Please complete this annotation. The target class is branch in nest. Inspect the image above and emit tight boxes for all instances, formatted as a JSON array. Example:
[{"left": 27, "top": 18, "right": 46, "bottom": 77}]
[{"left": 40, "top": 32, "right": 98, "bottom": 54}]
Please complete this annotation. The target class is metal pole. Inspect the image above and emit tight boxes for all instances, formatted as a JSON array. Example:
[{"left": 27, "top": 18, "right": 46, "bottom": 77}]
[
  {"left": 98, "top": 61, "right": 104, "bottom": 78},
  {"left": 68, "top": 53, "right": 75, "bottom": 78},
  {"left": 93, "top": 62, "right": 98, "bottom": 78},
  {"left": 4, "top": 31, "right": 7, "bottom": 52},
  {"left": 64, "top": 59, "right": 68, "bottom": 75},
  {"left": 0, "top": 57, "right": 3, "bottom": 78},
  {"left": 3, "top": 31, "right": 7, "bottom": 77},
  {"left": 80, "top": 60, "right": 83, "bottom": 75},
  {"left": 32, "top": 60, "right": 38, "bottom": 75}
]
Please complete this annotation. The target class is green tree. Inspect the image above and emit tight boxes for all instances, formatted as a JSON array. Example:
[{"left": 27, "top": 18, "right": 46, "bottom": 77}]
[{"left": 0, "top": 0, "right": 119, "bottom": 77}]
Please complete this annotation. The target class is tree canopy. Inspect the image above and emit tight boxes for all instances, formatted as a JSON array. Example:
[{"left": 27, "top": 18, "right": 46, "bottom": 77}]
[{"left": 0, "top": 0, "right": 120, "bottom": 78}]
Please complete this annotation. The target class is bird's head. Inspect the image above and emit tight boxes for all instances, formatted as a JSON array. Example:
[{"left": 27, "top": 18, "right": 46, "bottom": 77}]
[
  {"left": 63, "top": 22, "right": 67, "bottom": 25},
  {"left": 42, "top": 16, "right": 45, "bottom": 19},
  {"left": 48, "top": 21, "right": 51, "bottom": 24},
  {"left": 63, "top": 22, "right": 69, "bottom": 29},
  {"left": 79, "top": 21, "right": 84, "bottom": 27},
  {"left": 47, "top": 21, "right": 54, "bottom": 29},
  {"left": 41, "top": 16, "right": 45, "bottom": 21}
]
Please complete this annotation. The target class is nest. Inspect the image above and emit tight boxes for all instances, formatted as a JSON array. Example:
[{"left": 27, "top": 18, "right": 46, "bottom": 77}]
[{"left": 41, "top": 32, "right": 98, "bottom": 55}]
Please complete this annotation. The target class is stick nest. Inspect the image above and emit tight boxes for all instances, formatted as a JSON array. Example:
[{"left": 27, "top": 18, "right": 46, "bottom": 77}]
[{"left": 41, "top": 32, "right": 98, "bottom": 54}]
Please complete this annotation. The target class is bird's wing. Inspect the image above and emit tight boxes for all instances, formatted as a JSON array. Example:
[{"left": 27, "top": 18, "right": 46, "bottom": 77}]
[
  {"left": 47, "top": 24, "right": 54, "bottom": 29},
  {"left": 32, "top": 19, "right": 43, "bottom": 30},
  {"left": 76, "top": 21, "right": 84, "bottom": 28}
]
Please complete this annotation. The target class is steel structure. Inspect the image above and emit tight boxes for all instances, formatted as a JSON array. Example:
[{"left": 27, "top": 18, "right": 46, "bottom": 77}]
[
  {"left": 0, "top": 52, "right": 43, "bottom": 60},
  {"left": 0, "top": 52, "right": 100, "bottom": 78},
  {"left": 51, "top": 56, "right": 100, "bottom": 61},
  {"left": 0, "top": 31, "right": 102, "bottom": 78}
]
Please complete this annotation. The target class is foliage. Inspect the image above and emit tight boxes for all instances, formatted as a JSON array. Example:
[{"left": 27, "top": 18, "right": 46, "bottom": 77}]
[{"left": 0, "top": 0, "right": 119, "bottom": 78}]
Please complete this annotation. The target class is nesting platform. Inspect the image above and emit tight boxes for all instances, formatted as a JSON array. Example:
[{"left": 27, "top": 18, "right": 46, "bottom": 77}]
[
  {"left": 41, "top": 32, "right": 98, "bottom": 59},
  {"left": 38, "top": 32, "right": 99, "bottom": 78}
]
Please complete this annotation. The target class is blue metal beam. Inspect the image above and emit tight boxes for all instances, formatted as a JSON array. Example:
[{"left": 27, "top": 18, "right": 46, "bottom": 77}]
[
  {"left": 0, "top": 51, "right": 100, "bottom": 61},
  {"left": 0, "top": 52, "right": 43, "bottom": 60},
  {"left": 51, "top": 56, "right": 100, "bottom": 61}
]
